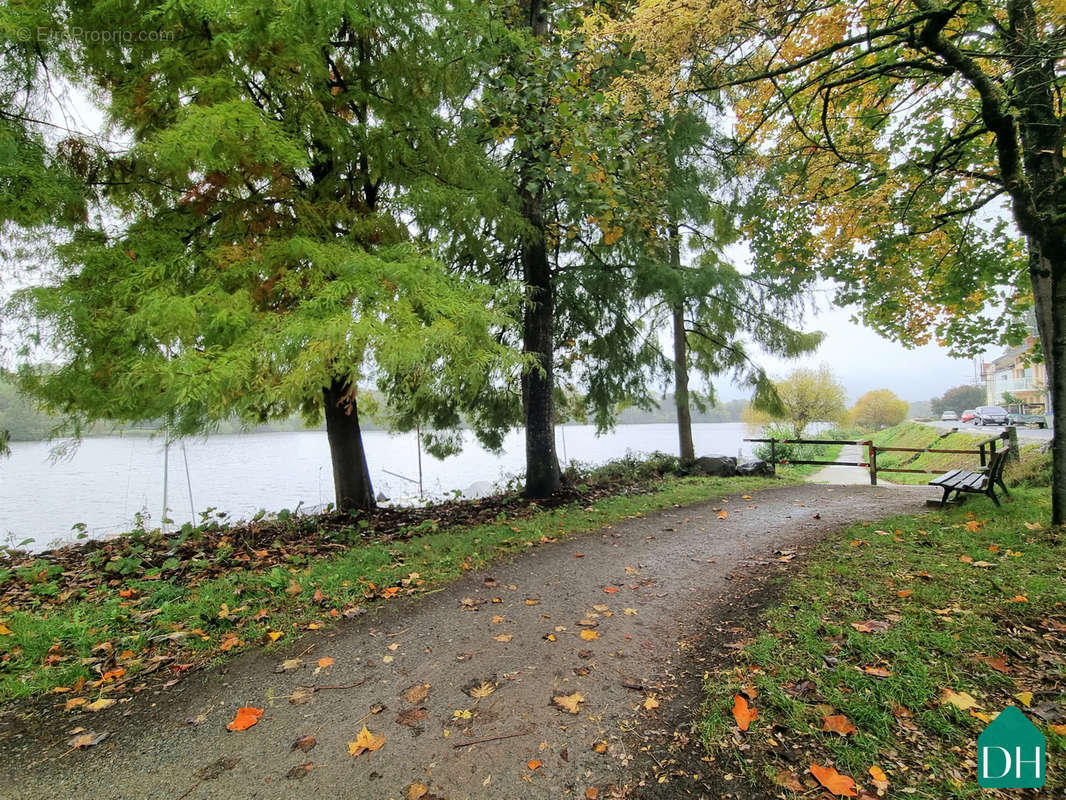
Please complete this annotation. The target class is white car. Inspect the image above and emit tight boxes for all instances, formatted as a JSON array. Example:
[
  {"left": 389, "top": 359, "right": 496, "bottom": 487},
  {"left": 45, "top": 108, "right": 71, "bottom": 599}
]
[{"left": 941, "top": 410, "right": 958, "bottom": 421}]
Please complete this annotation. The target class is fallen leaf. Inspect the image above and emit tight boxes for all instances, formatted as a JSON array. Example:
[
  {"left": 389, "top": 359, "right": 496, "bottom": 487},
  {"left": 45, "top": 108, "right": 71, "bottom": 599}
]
[
  {"left": 896, "top": 590, "right": 912, "bottom": 598},
  {"left": 868, "top": 765, "right": 889, "bottom": 792},
  {"left": 971, "top": 560, "right": 996, "bottom": 568},
  {"left": 1050, "top": 724, "right": 1066, "bottom": 735},
  {"left": 971, "top": 709, "right": 998, "bottom": 724},
  {"left": 553, "top": 692, "right": 585, "bottom": 714},
  {"left": 493, "top": 634, "right": 513, "bottom": 643},
  {"left": 0, "top": 623, "right": 11, "bottom": 635},
  {"left": 593, "top": 604, "right": 609, "bottom": 612},
  {"left": 65, "top": 697, "right": 88, "bottom": 711},
  {"left": 580, "top": 630, "right": 599, "bottom": 641},
  {"left": 717, "top": 510, "right": 728, "bottom": 520},
  {"left": 623, "top": 608, "right": 637, "bottom": 615},
  {"left": 585, "top": 789, "right": 599, "bottom": 799},
  {"left": 810, "top": 763, "right": 857, "bottom": 797},
  {"left": 68, "top": 730, "right": 109, "bottom": 749},
  {"left": 317, "top": 657, "right": 334, "bottom": 669},
  {"left": 409, "top": 783, "right": 429, "bottom": 800},
  {"left": 524, "top": 598, "right": 540, "bottom": 606},
  {"left": 964, "top": 520, "right": 981, "bottom": 533},
  {"left": 1007, "top": 595, "right": 1029, "bottom": 603},
  {"left": 940, "top": 689, "right": 980, "bottom": 710},
  {"left": 290, "top": 687, "right": 313, "bottom": 705},
  {"left": 976, "top": 654, "right": 1009, "bottom": 673},
  {"left": 643, "top": 694, "right": 660, "bottom": 711},
  {"left": 527, "top": 760, "right": 542, "bottom": 770},
  {"left": 863, "top": 666, "right": 892, "bottom": 678},
  {"left": 227, "top": 706, "right": 264, "bottom": 731},
  {"left": 1024, "top": 521, "right": 1043, "bottom": 531},
  {"left": 592, "top": 741, "right": 607, "bottom": 753},
  {"left": 850, "top": 620, "right": 889, "bottom": 634},
  {"left": 276, "top": 658, "right": 303, "bottom": 673},
  {"left": 732, "top": 694, "right": 757, "bottom": 731},
  {"left": 396, "top": 707, "right": 428, "bottom": 727},
  {"left": 286, "top": 762, "right": 314, "bottom": 780},
  {"left": 602, "top": 587, "right": 618, "bottom": 594},
  {"left": 292, "top": 735, "right": 316, "bottom": 752},
  {"left": 1014, "top": 691, "right": 1033, "bottom": 707},
  {"left": 492, "top": 615, "right": 505, "bottom": 624},
  {"left": 347, "top": 725, "right": 386, "bottom": 756},
  {"left": 467, "top": 681, "right": 496, "bottom": 699},
  {"left": 267, "top": 631, "right": 284, "bottom": 642},
  {"left": 85, "top": 698, "right": 116, "bottom": 712},
  {"left": 959, "top": 555, "right": 974, "bottom": 563},
  {"left": 823, "top": 714, "right": 858, "bottom": 735},
  {"left": 402, "top": 683, "right": 431, "bottom": 704}
]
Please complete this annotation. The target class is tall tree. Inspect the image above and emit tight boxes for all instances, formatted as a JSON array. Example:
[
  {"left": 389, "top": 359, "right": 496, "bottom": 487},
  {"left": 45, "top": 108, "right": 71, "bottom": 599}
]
[
  {"left": 931, "top": 385, "right": 987, "bottom": 417},
  {"left": 612, "top": 0, "right": 1066, "bottom": 523},
  {"left": 851, "top": 389, "right": 909, "bottom": 430},
  {"left": 7, "top": 0, "right": 521, "bottom": 511}
]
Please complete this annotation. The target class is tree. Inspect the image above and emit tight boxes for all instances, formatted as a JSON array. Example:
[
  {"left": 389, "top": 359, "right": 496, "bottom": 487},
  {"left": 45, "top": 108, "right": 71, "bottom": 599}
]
[
  {"left": 633, "top": 108, "right": 821, "bottom": 463},
  {"left": 762, "top": 365, "right": 847, "bottom": 439},
  {"left": 7, "top": 0, "right": 521, "bottom": 511},
  {"left": 851, "top": 390, "right": 908, "bottom": 431},
  {"left": 611, "top": 0, "right": 1066, "bottom": 522},
  {"left": 931, "top": 385, "right": 987, "bottom": 417}
]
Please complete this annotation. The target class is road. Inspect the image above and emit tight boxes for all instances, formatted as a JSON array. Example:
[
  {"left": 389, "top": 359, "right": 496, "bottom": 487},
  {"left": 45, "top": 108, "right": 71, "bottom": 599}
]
[{"left": 926, "top": 419, "right": 1052, "bottom": 443}]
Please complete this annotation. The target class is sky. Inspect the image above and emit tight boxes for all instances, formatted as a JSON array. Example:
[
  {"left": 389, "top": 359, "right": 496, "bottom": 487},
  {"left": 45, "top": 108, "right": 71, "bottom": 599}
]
[{"left": 712, "top": 300, "right": 985, "bottom": 405}]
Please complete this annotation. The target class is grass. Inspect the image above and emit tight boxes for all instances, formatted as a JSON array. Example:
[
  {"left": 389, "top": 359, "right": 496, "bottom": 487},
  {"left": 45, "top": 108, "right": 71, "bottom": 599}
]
[
  {"left": 869, "top": 421, "right": 1041, "bottom": 486},
  {"left": 0, "top": 469, "right": 798, "bottom": 703},
  {"left": 698, "top": 487, "right": 1065, "bottom": 798}
]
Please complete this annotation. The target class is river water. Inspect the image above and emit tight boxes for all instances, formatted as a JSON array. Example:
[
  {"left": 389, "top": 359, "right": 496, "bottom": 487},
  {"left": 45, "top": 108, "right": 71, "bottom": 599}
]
[{"left": 0, "top": 422, "right": 759, "bottom": 550}]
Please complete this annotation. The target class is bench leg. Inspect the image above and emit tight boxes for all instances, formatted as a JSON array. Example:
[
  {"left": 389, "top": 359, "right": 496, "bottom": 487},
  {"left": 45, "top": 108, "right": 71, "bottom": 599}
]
[
  {"left": 939, "top": 488, "right": 952, "bottom": 508},
  {"left": 987, "top": 487, "right": 1001, "bottom": 507}
]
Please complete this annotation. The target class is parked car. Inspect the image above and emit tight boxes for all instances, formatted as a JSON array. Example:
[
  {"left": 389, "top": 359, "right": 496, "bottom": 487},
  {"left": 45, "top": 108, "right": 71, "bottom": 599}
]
[
  {"left": 961, "top": 409, "right": 976, "bottom": 423},
  {"left": 1008, "top": 411, "right": 1047, "bottom": 428},
  {"left": 974, "top": 405, "right": 1009, "bottom": 426},
  {"left": 941, "top": 410, "right": 958, "bottom": 421}
]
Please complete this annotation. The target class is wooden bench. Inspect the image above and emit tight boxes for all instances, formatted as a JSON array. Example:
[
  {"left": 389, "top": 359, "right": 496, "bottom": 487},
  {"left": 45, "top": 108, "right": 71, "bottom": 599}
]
[{"left": 929, "top": 447, "right": 1011, "bottom": 507}]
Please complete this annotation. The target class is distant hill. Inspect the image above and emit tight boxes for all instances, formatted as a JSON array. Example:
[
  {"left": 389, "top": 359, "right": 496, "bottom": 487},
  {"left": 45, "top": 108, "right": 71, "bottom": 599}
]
[{"left": 614, "top": 395, "right": 748, "bottom": 425}]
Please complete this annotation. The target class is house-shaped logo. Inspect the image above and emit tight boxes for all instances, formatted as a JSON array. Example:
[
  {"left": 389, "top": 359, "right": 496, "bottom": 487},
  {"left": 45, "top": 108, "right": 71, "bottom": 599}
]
[{"left": 977, "top": 706, "right": 1046, "bottom": 788}]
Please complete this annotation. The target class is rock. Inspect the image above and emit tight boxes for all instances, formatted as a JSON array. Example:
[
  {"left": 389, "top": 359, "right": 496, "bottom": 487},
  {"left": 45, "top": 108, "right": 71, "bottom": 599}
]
[
  {"left": 463, "top": 480, "right": 498, "bottom": 499},
  {"left": 737, "top": 459, "right": 774, "bottom": 476},
  {"left": 692, "top": 455, "right": 737, "bottom": 477}
]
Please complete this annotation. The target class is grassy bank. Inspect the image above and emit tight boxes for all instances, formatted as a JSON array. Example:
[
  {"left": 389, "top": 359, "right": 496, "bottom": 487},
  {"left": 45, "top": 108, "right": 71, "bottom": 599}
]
[
  {"left": 698, "top": 487, "right": 1065, "bottom": 798},
  {"left": 0, "top": 464, "right": 798, "bottom": 703},
  {"left": 870, "top": 421, "right": 1041, "bottom": 486}
]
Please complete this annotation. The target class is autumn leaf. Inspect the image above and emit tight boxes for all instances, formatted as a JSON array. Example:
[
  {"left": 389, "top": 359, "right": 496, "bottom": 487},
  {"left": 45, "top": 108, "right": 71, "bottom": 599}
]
[
  {"left": 226, "top": 706, "right": 264, "bottom": 731},
  {"left": 553, "top": 692, "right": 585, "bottom": 714},
  {"left": 68, "top": 730, "right": 109, "bottom": 749},
  {"left": 863, "top": 666, "right": 892, "bottom": 678},
  {"left": 267, "top": 631, "right": 284, "bottom": 642},
  {"left": 347, "top": 725, "right": 386, "bottom": 756},
  {"left": 970, "top": 709, "right": 998, "bottom": 724},
  {"left": 492, "top": 615, "right": 505, "bottom": 623},
  {"left": 408, "top": 783, "right": 429, "bottom": 800},
  {"left": 1050, "top": 724, "right": 1066, "bottom": 736},
  {"left": 603, "top": 586, "right": 618, "bottom": 594},
  {"left": 964, "top": 519, "right": 981, "bottom": 532},
  {"left": 732, "top": 694, "right": 757, "bottom": 731},
  {"left": 896, "top": 590, "right": 912, "bottom": 598},
  {"left": 527, "top": 760, "right": 542, "bottom": 770},
  {"left": 976, "top": 654, "right": 1009, "bottom": 673},
  {"left": 493, "top": 633, "right": 513, "bottom": 642},
  {"left": 317, "top": 657, "right": 334, "bottom": 669},
  {"left": 467, "top": 681, "right": 496, "bottom": 699},
  {"left": 717, "top": 509, "right": 728, "bottom": 520},
  {"left": 402, "top": 683, "right": 430, "bottom": 704},
  {"left": 580, "top": 629, "right": 599, "bottom": 641},
  {"left": 585, "top": 788, "right": 599, "bottom": 799},
  {"left": 623, "top": 607, "right": 637, "bottom": 615},
  {"left": 822, "top": 714, "right": 858, "bottom": 735},
  {"left": 65, "top": 697, "right": 88, "bottom": 711},
  {"left": 1014, "top": 691, "right": 1033, "bottom": 707},
  {"left": 1023, "top": 521, "right": 1043, "bottom": 531},
  {"left": 940, "top": 689, "right": 980, "bottom": 710},
  {"left": 292, "top": 735, "right": 316, "bottom": 752},
  {"left": 810, "top": 763, "right": 857, "bottom": 797},
  {"left": 868, "top": 765, "right": 889, "bottom": 792},
  {"left": 850, "top": 620, "right": 889, "bottom": 633},
  {"left": 643, "top": 694, "right": 660, "bottom": 711},
  {"left": 0, "top": 623, "right": 12, "bottom": 635},
  {"left": 86, "top": 698, "right": 117, "bottom": 712}
]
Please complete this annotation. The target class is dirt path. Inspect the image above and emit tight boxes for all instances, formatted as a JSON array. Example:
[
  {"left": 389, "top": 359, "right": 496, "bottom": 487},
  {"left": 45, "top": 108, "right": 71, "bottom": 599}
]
[{"left": 0, "top": 482, "right": 932, "bottom": 800}]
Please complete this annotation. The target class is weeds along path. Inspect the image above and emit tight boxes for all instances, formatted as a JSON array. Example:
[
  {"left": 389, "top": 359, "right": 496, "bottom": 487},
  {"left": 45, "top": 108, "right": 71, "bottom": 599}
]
[{"left": 2, "top": 482, "right": 930, "bottom": 800}]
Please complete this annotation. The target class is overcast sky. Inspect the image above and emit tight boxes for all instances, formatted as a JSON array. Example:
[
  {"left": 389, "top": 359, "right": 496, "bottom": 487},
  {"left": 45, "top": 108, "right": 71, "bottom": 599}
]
[{"left": 712, "top": 300, "right": 984, "bottom": 405}]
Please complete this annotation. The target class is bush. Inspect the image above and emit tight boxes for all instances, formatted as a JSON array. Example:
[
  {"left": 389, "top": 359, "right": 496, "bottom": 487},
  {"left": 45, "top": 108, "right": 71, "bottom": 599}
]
[
  {"left": 1007, "top": 450, "right": 1051, "bottom": 488},
  {"left": 562, "top": 450, "right": 681, "bottom": 485}
]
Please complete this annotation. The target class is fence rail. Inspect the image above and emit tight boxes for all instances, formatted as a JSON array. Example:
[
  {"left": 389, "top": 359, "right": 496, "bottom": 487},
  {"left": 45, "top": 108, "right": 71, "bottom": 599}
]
[{"left": 744, "top": 428, "right": 1014, "bottom": 485}]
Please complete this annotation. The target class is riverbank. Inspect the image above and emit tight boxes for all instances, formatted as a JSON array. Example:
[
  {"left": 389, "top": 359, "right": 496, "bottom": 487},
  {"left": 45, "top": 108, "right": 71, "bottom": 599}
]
[{"left": 0, "top": 457, "right": 801, "bottom": 702}]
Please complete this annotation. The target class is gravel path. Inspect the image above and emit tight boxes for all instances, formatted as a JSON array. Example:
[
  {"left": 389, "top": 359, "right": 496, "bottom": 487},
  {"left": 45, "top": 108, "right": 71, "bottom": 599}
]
[{"left": 0, "top": 482, "right": 932, "bottom": 800}]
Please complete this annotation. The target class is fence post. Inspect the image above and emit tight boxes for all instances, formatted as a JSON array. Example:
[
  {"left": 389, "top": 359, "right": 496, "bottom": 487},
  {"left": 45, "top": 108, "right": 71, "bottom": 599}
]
[
  {"left": 867, "top": 441, "right": 877, "bottom": 486},
  {"left": 770, "top": 439, "right": 776, "bottom": 466},
  {"left": 1005, "top": 426, "right": 1019, "bottom": 462},
  {"left": 979, "top": 441, "right": 987, "bottom": 467}
]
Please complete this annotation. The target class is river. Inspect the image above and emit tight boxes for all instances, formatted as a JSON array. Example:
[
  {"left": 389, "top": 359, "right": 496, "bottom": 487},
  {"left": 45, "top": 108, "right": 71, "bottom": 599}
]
[{"left": 0, "top": 422, "right": 759, "bottom": 550}]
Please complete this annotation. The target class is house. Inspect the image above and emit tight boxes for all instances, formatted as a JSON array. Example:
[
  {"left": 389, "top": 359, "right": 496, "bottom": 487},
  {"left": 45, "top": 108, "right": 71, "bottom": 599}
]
[{"left": 982, "top": 335, "right": 1048, "bottom": 410}]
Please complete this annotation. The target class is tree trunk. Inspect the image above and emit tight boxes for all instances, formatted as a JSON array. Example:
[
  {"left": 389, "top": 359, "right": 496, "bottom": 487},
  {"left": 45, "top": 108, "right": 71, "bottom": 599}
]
[
  {"left": 518, "top": 0, "right": 560, "bottom": 499},
  {"left": 521, "top": 186, "right": 561, "bottom": 498},
  {"left": 669, "top": 225, "right": 695, "bottom": 463},
  {"left": 1029, "top": 242, "right": 1055, "bottom": 383},
  {"left": 323, "top": 378, "right": 376, "bottom": 512},
  {"left": 1051, "top": 262, "right": 1066, "bottom": 526}
]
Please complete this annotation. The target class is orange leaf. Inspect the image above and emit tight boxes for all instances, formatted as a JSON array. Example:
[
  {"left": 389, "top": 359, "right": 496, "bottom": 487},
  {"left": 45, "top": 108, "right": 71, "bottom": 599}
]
[
  {"left": 267, "top": 631, "right": 284, "bottom": 642},
  {"left": 347, "top": 725, "right": 386, "bottom": 756},
  {"left": 227, "top": 706, "right": 264, "bottom": 731},
  {"left": 959, "top": 555, "right": 974, "bottom": 563},
  {"left": 317, "top": 657, "right": 334, "bottom": 669},
  {"left": 822, "top": 714, "right": 858, "bottom": 735},
  {"left": 869, "top": 765, "right": 889, "bottom": 791},
  {"left": 732, "top": 694, "right": 757, "bottom": 731},
  {"left": 964, "top": 519, "right": 981, "bottom": 532},
  {"left": 896, "top": 590, "right": 912, "bottom": 598},
  {"left": 585, "top": 789, "right": 599, "bottom": 799},
  {"left": 863, "top": 666, "right": 892, "bottom": 678},
  {"left": 1050, "top": 724, "right": 1066, "bottom": 736},
  {"left": 100, "top": 667, "right": 126, "bottom": 682},
  {"left": 717, "top": 510, "right": 728, "bottom": 520},
  {"left": 603, "top": 587, "right": 618, "bottom": 594},
  {"left": 976, "top": 654, "right": 1009, "bottom": 673},
  {"left": 580, "top": 629, "right": 599, "bottom": 641},
  {"left": 527, "top": 760, "right": 542, "bottom": 770},
  {"left": 809, "top": 763, "right": 857, "bottom": 797}
]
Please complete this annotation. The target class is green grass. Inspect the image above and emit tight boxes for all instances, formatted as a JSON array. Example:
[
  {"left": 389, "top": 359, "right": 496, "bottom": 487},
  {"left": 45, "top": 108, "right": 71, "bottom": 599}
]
[
  {"left": 698, "top": 487, "right": 1065, "bottom": 798},
  {"left": 0, "top": 472, "right": 794, "bottom": 702}
]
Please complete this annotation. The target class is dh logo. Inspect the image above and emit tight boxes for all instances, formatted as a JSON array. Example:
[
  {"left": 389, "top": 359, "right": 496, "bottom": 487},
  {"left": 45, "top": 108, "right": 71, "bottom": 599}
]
[{"left": 977, "top": 706, "right": 1046, "bottom": 789}]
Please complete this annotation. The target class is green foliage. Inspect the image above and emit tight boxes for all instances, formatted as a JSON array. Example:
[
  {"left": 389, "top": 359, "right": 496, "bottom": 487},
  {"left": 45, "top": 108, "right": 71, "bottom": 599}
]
[{"left": 931, "top": 385, "right": 987, "bottom": 417}]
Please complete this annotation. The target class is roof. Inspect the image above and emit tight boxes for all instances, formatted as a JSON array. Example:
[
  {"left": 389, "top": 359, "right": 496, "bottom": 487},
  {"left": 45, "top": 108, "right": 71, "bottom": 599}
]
[{"left": 985, "top": 341, "right": 1033, "bottom": 371}]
